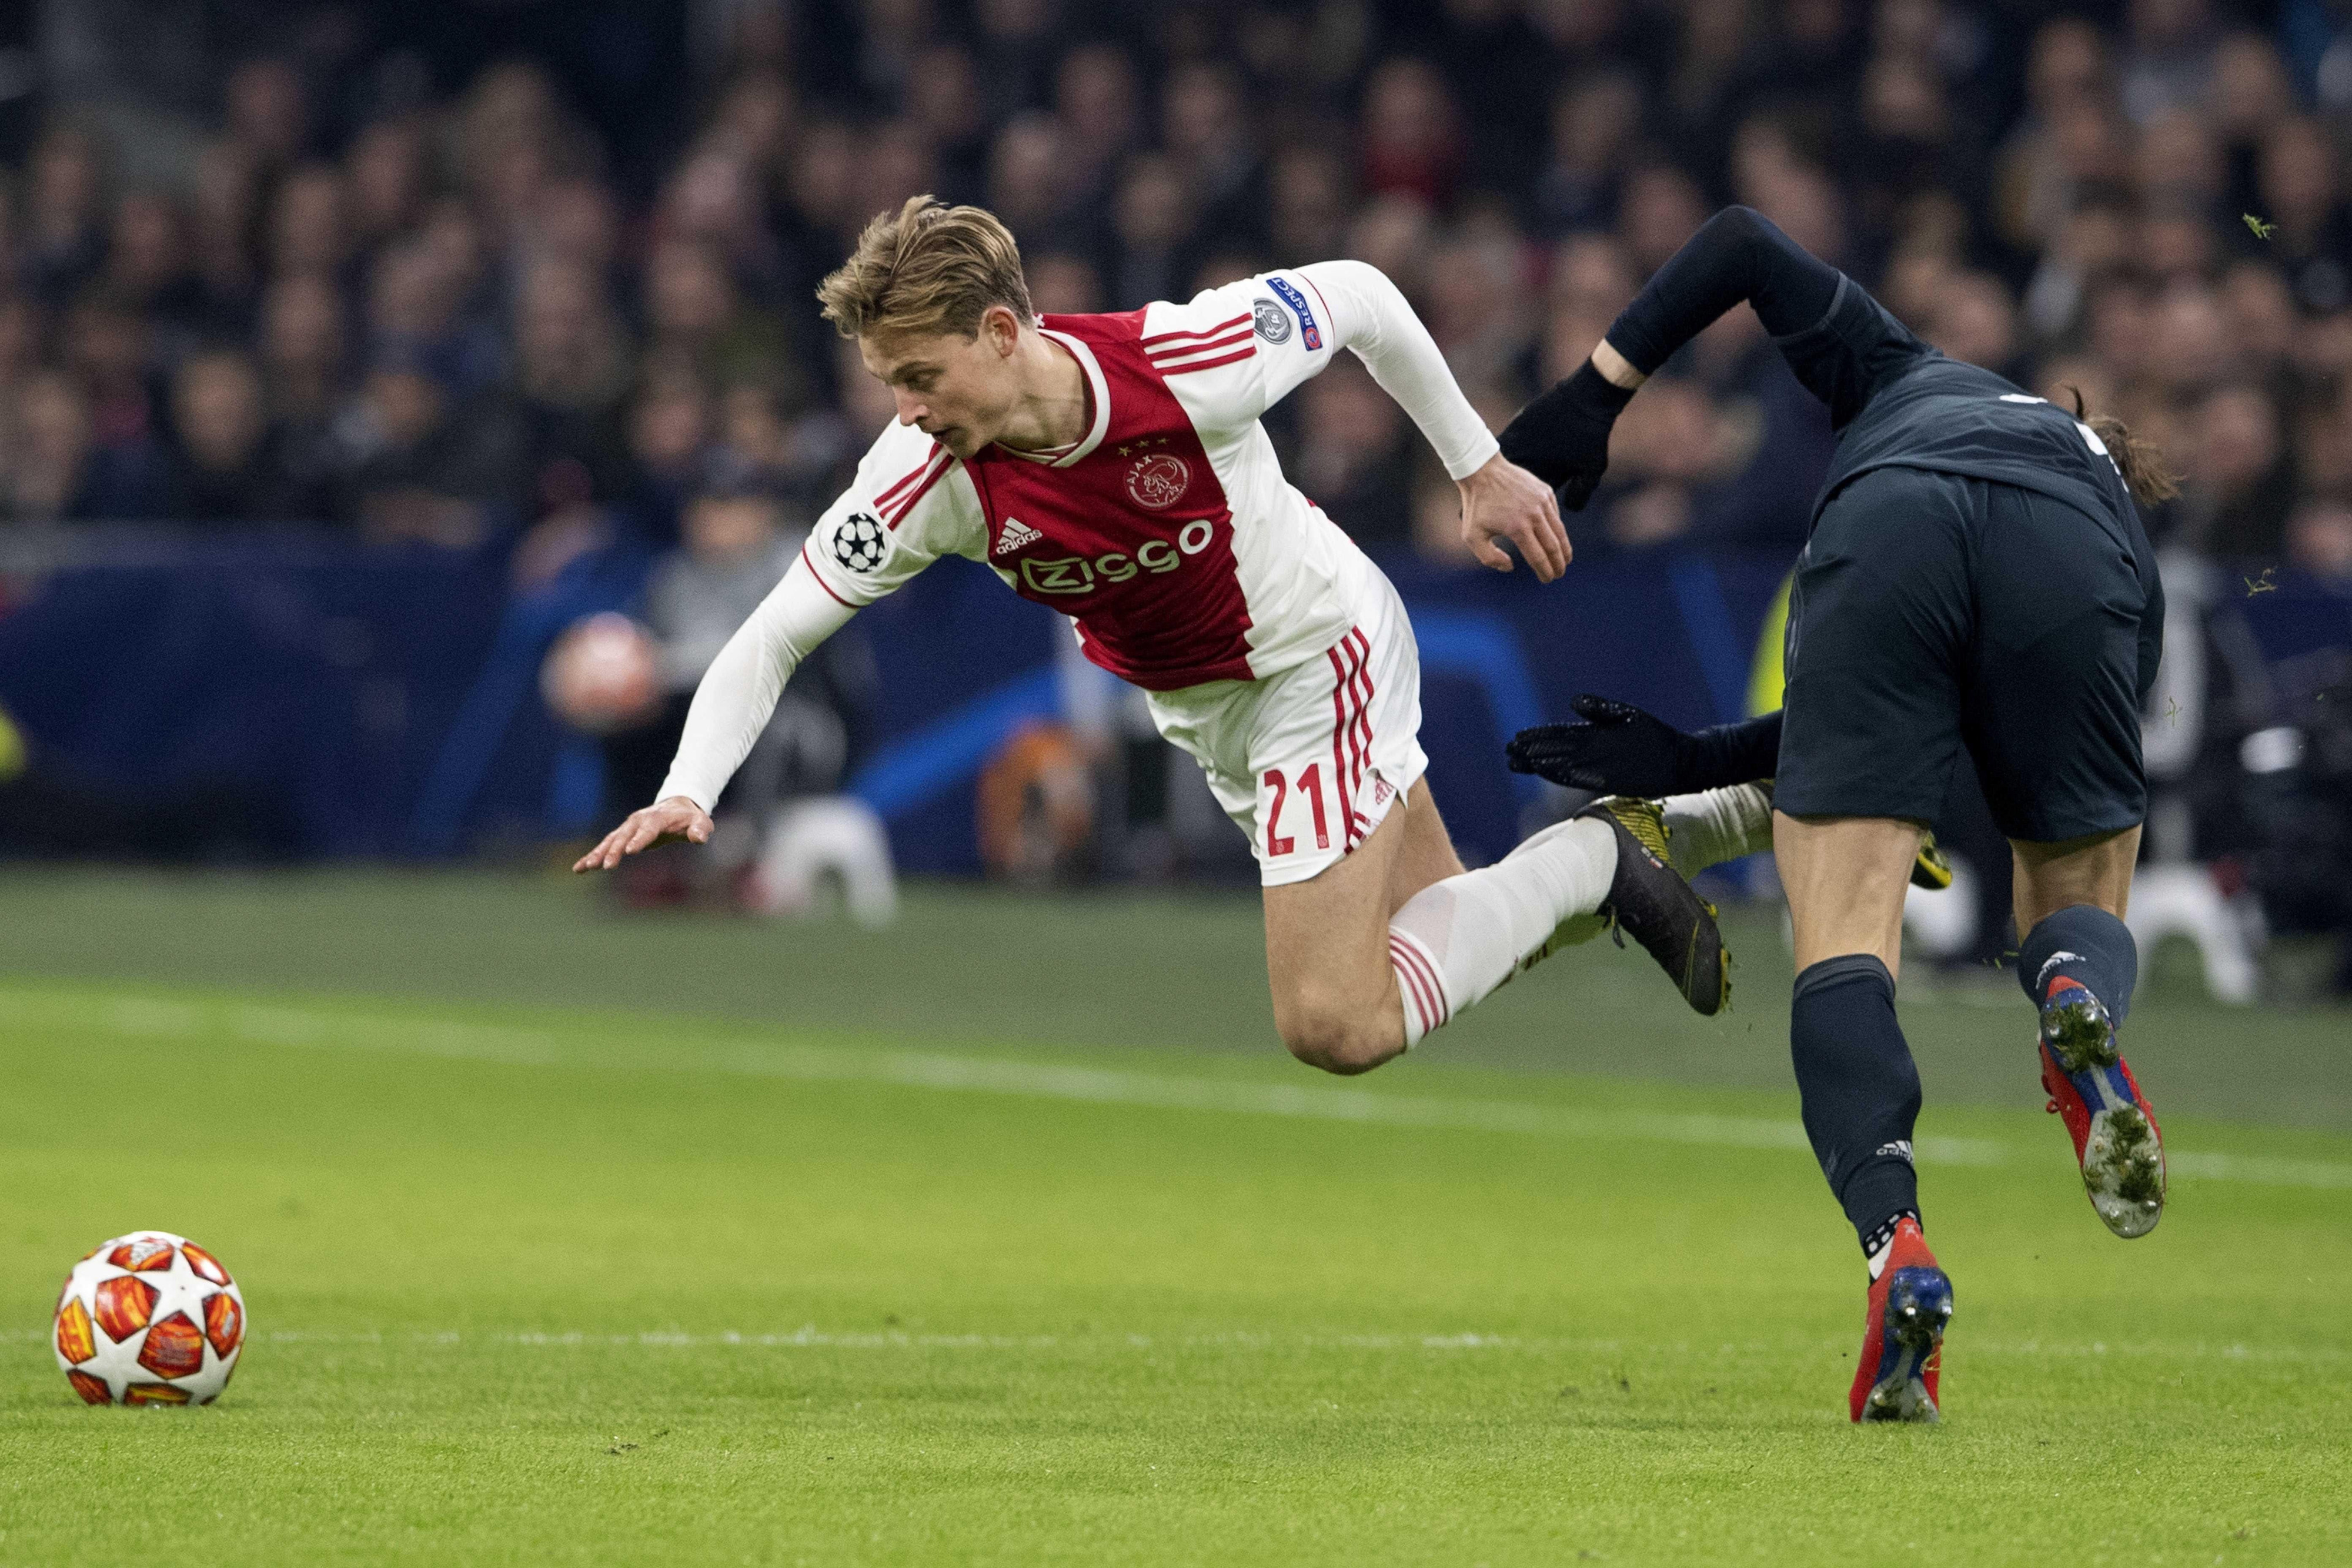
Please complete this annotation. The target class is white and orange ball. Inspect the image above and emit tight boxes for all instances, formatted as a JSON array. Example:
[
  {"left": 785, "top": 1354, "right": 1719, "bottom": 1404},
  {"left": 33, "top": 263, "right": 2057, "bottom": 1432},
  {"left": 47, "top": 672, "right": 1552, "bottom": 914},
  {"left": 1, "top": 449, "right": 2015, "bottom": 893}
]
[
  {"left": 54, "top": 1231, "right": 246, "bottom": 1406},
  {"left": 542, "top": 612, "right": 661, "bottom": 734}
]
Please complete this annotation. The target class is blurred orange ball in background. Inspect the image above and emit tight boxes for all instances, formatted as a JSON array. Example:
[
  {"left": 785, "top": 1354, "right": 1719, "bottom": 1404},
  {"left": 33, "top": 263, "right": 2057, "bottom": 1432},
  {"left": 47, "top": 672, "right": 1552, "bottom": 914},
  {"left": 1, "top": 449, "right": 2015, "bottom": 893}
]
[{"left": 542, "top": 611, "right": 660, "bottom": 734}]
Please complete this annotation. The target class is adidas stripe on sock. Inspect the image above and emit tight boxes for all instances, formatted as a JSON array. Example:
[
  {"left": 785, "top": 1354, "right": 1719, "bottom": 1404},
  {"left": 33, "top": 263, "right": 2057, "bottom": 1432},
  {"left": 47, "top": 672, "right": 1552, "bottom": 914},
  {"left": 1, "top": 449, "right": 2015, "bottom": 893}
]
[{"left": 1388, "top": 816, "right": 1616, "bottom": 1047}]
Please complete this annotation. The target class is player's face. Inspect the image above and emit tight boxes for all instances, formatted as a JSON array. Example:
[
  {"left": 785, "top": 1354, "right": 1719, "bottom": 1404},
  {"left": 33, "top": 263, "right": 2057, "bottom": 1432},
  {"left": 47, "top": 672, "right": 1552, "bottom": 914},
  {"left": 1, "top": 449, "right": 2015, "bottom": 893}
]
[{"left": 860, "top": 311, "right": 1022, "bottom": 459}]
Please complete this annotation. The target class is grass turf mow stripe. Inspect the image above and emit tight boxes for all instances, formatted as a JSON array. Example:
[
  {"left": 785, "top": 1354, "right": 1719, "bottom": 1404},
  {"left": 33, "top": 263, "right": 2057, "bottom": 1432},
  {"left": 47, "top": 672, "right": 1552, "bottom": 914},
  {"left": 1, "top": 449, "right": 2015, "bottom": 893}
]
[
  {"left": 12, "top": 987, "right": 2348, "bottom": 1191},
  {"left": 6, "top": 963, "right": 2347, "bottom": 1567}
]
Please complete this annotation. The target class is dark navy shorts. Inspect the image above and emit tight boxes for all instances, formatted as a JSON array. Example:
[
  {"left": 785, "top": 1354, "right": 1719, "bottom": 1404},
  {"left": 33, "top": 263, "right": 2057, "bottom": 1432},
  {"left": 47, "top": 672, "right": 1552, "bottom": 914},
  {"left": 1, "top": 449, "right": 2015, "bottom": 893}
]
[{"left": 1776, "top": 465, "right": 2163, "bottom": 844}]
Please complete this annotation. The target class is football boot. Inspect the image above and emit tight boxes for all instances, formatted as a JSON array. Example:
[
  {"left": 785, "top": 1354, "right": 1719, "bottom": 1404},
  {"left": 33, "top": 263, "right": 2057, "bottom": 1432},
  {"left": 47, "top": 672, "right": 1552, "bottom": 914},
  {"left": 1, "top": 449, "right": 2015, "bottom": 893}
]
[
  {"left": 1850, "top": 1218, "right": 1953, "bottom": 1423},
  {"left": 2038, "top": 977, "right": 2166, "bottom": 1238},
  {"left": 1577, "top": 796, "right": 1730, "bottom": 1015},
  {"left": 1910, "top": 831, "right": 1955, "bottom": 891}
]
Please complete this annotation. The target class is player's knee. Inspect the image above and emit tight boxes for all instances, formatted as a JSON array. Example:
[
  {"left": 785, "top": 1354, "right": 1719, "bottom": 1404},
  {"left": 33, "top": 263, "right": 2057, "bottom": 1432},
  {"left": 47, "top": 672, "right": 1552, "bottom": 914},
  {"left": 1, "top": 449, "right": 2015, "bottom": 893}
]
[{"left": 1276, "top": 1004, "right": 1391, "bottom": 1076}]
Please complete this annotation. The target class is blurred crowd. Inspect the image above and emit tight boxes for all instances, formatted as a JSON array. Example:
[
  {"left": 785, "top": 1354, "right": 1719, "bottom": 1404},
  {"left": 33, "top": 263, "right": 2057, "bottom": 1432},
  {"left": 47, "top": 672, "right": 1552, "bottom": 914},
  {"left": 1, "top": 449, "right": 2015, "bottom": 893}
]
[
  {"left": 1, "top": 0, "right": 2350, "bottom": 579},
  {"left": 2, "top": 0, "right": 2350, "bottom": 967}
]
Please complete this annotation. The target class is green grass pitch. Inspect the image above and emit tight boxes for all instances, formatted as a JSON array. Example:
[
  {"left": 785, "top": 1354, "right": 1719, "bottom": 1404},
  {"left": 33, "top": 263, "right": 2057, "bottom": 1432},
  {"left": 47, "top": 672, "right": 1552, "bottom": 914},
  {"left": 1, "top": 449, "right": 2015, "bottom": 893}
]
[{"left": 0, "top": 871, "right": 2346, "bottom": 1564}]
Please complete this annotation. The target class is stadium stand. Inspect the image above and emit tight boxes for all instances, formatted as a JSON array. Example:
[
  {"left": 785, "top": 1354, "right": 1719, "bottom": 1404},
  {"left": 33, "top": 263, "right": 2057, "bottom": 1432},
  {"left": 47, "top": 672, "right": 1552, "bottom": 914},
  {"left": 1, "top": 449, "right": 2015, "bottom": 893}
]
[{"left": 0, "top": 0, "right": 2348, "bottom": 987}]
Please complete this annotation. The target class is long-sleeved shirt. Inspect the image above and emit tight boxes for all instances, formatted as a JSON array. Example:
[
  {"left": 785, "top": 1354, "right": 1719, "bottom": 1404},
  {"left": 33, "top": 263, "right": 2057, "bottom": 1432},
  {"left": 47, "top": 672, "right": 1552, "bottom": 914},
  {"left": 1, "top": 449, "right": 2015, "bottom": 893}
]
[{"left": 656, "top": 260, "right": 1496, "bottom": 811}]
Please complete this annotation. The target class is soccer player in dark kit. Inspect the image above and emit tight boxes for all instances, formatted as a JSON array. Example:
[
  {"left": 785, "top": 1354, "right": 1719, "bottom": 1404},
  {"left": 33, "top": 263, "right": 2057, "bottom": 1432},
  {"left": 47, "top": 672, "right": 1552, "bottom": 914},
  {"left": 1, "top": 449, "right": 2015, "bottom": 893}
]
[{"left": 1498, "top": 207, "right": 2178, "bottom": 1424}]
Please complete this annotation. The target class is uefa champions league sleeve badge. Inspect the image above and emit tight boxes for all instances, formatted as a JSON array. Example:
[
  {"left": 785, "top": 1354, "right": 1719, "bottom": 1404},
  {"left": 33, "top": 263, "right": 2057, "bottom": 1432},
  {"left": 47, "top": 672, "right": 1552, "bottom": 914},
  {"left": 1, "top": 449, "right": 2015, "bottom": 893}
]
[{"left": 830, "top": 511, "right": 888, "bottom": 573}]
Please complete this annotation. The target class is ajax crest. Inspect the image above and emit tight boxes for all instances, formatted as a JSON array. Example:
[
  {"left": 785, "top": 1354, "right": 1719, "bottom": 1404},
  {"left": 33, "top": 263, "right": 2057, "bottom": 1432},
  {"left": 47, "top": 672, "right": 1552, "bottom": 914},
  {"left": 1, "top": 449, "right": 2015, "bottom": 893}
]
[{"left": 1125, "top": 453, "right": 1191, "bottom": 510}]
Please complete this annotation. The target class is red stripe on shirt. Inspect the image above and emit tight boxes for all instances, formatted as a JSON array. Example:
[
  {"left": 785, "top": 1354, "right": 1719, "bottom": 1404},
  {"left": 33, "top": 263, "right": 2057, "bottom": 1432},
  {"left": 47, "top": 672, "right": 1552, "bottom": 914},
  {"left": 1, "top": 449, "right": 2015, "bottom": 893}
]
[
  {"left": 1140, "top": 312, "right": 1250, "bottom": 347},
  {"left": 1156, "top": 346, "right": 1257, "bottom": 376},
  {"left": 1298, "top": 273, "right": 1336, "bottom": 337},
  {"left": 874, "top": 451, "right": 941, "bottom": 515},
  {"left": 799, "top": 542, "right": 858, "bottom": 607},
  {"left": 874, "top": 443, "right": 944, "bottom": 507},
  {"left": 1147, "top": 327, "right": 1255, "bottom": 362},
  {"left": 1148, "top": 342, "right": 1254, "bottom": 370},
  {"left": 880, "top": 453, "right": 950, "bottom": 527}
]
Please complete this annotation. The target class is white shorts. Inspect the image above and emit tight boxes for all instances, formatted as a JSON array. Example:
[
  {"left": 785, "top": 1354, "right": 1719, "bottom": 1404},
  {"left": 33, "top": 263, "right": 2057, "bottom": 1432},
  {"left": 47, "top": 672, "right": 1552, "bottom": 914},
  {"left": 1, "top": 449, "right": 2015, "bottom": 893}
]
[{"left": 1146, "top": 565, "right": 1428, "bottom": 887}]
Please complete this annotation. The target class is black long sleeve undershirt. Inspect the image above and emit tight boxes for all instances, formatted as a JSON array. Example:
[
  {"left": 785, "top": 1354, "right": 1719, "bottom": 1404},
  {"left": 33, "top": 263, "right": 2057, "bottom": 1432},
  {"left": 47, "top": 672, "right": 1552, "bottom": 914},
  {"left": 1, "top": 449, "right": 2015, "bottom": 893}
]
[
  {"left": 1683, "top": 710, "right": 1785, "bottom": 792},
  {"left": 1604, "top": 206, "right": 1843, "bottom": 376}
]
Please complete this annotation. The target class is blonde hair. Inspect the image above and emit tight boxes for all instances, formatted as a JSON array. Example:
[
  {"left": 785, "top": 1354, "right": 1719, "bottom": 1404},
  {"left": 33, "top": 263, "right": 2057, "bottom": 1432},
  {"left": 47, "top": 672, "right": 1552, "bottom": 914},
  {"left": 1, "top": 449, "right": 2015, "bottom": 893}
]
[{"left": 816, "top": 195, "right": 1034, "bottom": 342}]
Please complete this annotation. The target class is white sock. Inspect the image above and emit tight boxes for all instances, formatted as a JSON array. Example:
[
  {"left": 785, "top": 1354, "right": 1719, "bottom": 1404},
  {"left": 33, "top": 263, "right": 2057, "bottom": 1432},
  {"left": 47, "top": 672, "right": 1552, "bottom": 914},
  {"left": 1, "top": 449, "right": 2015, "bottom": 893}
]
[
  {"left": 1658, "top": 783, "right": 1775, "bottom": 880},
  {"left": 1387, "top": 816, "right": 1617, "bottom": 1046}
]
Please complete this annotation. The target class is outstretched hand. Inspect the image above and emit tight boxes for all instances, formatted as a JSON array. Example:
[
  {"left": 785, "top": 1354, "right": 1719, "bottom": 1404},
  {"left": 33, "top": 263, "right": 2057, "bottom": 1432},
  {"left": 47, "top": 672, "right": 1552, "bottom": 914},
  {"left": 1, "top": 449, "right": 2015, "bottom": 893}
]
[
  {"left": 1457, "top": 453, "right": 1572, "bottom": 580},
  {"left": 573, "top": 795, "right": 714, "bottom": 873},
  {"left": 1504, "top": 694, "right": 1690, "bottom": 797}
]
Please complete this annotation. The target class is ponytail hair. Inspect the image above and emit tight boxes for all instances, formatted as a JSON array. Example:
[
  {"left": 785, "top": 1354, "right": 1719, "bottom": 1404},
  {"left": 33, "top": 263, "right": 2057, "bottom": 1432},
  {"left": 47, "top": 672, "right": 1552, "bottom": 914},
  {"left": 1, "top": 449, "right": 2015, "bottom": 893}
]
[{"left": 2069, "top": 386, "right": 2180, "bottom": 507}]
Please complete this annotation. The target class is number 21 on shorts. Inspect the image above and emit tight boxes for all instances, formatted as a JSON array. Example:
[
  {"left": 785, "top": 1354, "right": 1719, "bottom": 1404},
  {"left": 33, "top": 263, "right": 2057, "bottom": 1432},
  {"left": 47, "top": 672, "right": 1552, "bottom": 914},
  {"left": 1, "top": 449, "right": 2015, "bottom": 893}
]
[{"left": 1262, "top": 765, "right": 1331, "bottom": 858}]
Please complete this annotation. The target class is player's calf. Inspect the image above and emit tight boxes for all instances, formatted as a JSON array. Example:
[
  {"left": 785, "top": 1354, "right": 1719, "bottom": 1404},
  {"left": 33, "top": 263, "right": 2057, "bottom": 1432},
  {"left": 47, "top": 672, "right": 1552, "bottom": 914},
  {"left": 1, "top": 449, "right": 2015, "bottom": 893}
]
[{"left": 1787, "top": 952, "right": 1951, "bottom": 1418}]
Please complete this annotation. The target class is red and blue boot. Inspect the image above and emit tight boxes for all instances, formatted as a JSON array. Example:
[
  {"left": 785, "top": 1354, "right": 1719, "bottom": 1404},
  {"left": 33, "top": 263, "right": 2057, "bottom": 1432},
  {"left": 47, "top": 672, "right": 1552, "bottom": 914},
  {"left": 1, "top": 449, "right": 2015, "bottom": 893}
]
[
  {"left": 1850, "top": 1217, "right": 1952, "bottom": 1423},
  {"left": 2039, "top": 977, "right": 2166, "bottom": 1238}
]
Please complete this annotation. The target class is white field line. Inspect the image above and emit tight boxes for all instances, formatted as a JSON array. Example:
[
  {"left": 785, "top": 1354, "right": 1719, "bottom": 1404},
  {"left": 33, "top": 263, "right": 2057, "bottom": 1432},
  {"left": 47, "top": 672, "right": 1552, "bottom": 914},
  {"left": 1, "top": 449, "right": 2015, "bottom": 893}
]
[
  {"left": 8, "top": 990, "right": 2350, "bottom": 1191},
  {"left": 6, "top": 1325, "right": 2339, "bottom": 1367}
]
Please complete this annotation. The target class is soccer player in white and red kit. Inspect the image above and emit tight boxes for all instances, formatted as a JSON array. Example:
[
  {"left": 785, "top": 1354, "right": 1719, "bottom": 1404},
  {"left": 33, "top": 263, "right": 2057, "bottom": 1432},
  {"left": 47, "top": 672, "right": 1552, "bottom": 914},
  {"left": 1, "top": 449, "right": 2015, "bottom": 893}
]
[{"left": 579, "top": 198, "right": 1739, "bottom": 1070}]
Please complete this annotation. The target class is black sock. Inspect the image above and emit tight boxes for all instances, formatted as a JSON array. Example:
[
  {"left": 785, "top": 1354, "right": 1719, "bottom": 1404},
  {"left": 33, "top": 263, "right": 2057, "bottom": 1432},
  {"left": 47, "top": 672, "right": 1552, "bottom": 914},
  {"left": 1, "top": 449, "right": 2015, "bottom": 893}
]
[
  {"left": 2017, "top": 904, "right": 2139, "bottom": 1025},
  {"left": 1791, "top": 954, "right": 1922, "bottom": 1258}
]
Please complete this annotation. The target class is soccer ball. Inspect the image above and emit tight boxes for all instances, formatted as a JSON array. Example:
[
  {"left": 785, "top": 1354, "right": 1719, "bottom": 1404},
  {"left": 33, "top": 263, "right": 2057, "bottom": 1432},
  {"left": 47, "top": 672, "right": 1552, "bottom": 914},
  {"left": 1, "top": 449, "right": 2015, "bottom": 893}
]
[
  {"left": 54, "top": 1231, "right": 246, "bottom": 1406},
  {"left": 542, "top": 611, "right": 661, "bottom": 734}
]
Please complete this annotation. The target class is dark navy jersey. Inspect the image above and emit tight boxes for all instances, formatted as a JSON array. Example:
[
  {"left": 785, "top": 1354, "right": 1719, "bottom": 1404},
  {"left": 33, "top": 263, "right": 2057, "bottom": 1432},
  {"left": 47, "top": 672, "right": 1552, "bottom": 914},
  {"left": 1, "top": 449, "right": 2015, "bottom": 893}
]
[{"left": 1775, "top": 276, "right": 2143, "bottom": 534}]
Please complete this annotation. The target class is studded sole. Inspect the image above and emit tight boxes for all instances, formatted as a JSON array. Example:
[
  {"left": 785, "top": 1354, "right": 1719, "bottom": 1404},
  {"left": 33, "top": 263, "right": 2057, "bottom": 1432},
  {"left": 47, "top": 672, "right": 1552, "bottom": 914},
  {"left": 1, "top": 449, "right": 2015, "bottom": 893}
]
[
  {"left": 1860, "top": 1266, "right": 1952, "bottom": 1424},
  {"left": 2039, "top": 989, "right": 2165, "bottom": 1239}
]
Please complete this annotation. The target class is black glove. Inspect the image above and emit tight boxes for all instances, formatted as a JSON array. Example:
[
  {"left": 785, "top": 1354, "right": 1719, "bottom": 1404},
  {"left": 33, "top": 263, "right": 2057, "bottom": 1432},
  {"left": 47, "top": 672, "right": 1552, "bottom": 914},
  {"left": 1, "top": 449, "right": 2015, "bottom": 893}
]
[
  {"left": 1498, "top": 362, "right": 1635, "bottom": 511},
  {"left": 1505, "top": 694, "right": 1689, "bottom": 797}
]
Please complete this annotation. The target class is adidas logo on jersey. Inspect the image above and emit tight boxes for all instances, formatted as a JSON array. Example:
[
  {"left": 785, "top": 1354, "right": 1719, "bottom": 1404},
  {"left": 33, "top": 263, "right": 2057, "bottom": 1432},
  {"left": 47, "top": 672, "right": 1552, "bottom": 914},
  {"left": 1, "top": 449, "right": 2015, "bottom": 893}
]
[{"left": 995, "top": 517, "right": 1043, "bottom": 555}]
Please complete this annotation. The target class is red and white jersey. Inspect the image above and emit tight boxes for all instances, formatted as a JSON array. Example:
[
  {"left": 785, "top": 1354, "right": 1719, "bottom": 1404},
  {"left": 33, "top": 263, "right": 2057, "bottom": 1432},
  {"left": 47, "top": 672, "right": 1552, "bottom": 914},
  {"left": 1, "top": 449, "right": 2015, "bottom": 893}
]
[
  {"left": 656, "top": 260, "right": 1497, "bottom": 811},
  {"left": 799, "top": 262, "right": 1499, "bottom": 692}
]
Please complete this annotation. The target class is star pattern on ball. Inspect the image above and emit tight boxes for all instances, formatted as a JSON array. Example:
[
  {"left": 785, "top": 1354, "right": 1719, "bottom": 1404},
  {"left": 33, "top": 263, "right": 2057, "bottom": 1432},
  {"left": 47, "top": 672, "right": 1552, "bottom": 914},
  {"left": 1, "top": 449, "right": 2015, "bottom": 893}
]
[
  {"left": 78, "top": 1252, "right": 219, "bottom": 1358},
  {"left": 58, "top": 1232, "right": 245, "bottom": 1405},
  {"left": 128, "top": 1262, "right": 223, "bottom": 1368}
]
